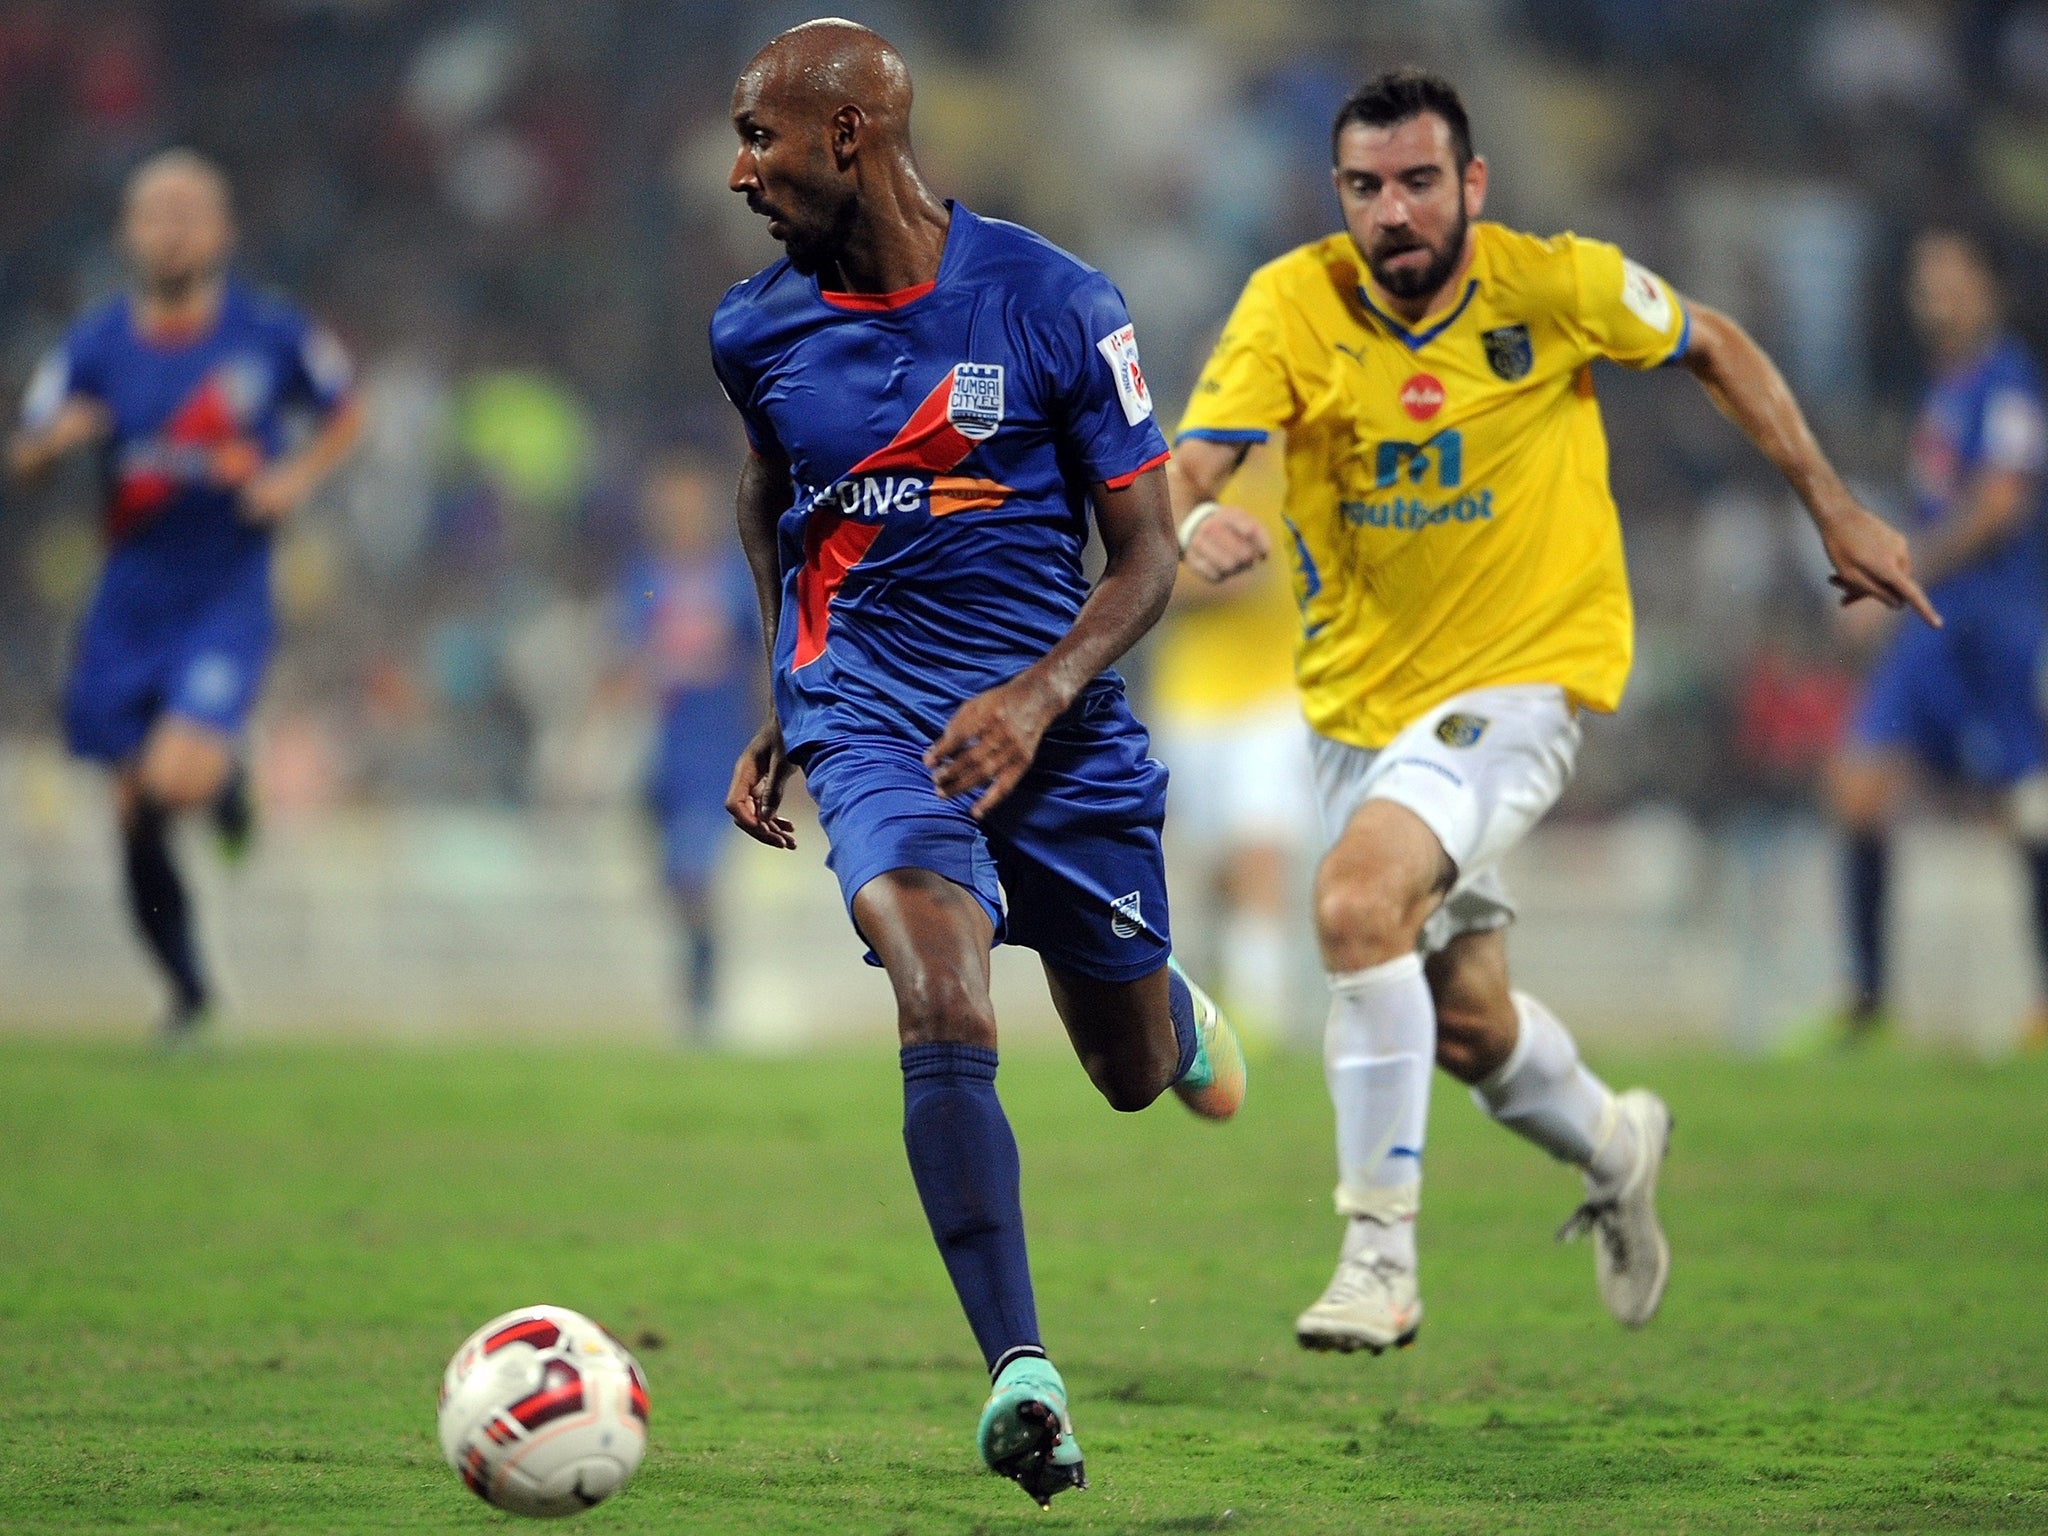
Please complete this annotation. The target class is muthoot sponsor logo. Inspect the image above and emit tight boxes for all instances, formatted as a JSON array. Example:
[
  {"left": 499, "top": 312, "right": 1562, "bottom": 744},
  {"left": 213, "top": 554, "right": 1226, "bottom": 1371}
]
[{"left": 1342, "top": 487, "right": 1495, "bottom": 531}]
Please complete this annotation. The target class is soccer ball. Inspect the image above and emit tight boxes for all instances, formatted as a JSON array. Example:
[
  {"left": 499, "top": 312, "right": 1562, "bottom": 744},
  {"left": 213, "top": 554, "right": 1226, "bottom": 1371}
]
[{"left": 438, "top": 1305, "right": 649, "bottom": 1518}]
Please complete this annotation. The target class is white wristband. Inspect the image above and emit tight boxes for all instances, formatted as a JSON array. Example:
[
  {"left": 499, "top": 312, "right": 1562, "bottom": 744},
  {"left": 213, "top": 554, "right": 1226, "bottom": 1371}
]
[{"left": 1176, "top": 500, "right": 1222, "bottom": 554}]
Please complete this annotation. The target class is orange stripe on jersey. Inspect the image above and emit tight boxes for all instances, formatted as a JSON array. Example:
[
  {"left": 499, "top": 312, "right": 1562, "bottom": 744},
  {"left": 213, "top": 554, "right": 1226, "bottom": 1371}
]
[{"left": 929, "top": 475, "right": 1013, "bottom": 515}]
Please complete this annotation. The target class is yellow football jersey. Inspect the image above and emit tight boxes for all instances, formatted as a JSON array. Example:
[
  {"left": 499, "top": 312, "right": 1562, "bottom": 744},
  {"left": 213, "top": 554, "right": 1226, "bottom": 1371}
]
[
  {"left": 1151, "top": 436, "right": 1299, "bottom": 720},
  {"left": 1176, "top": 221, "right": 1689, "bottom": 749}
]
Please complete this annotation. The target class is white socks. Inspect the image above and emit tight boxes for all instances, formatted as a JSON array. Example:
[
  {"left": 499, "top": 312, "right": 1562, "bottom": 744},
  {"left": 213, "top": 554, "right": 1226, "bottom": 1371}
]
[
  {"left": 1470, "top": 990, "right": 1636, "bottom": 1189},
  {"left": 1325, "top": 953, "right": 1435, "bottom": 1264}
]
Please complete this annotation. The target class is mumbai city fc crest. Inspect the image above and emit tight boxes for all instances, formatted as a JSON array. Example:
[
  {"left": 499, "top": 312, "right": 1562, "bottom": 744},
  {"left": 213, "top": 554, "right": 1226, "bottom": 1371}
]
[
  {"left": 1435, "top": 712, "right": 1489, "bottom": 748},
  {"left": 1481, "top": 324, "right": 1533, "bottom": 381},
  {"left": 1110, "top": 890, "right": 1144, "bottom": 939},
  {"left": 947, "top": 362, "right": 1004, "bottom": 441}
]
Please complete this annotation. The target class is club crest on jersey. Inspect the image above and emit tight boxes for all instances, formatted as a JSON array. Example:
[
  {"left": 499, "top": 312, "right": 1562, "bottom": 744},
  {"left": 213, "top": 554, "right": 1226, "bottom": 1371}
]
[
  {"left": 1110, "top": 890, "right": 1144, "bottom": 939},
  {"left": 1482, "top": 325, "right": 1532, "bottom": 382},
  {"left": 1095, "top": 323, "right": 1153, "bottom": 425},
  {"left": 1399, "top": 373, "right": 1445, "bottom": 421},
  {"left": 1435, "top": 712, "right": 1489, "bottom": 748},
  {"left": 948, "top": 362, "right": 1004, "bottom": 441}
]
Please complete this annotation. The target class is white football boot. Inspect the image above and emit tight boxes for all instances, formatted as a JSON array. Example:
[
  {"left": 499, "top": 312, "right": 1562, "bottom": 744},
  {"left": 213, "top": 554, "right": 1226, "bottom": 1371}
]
[
  {"left": 1558, "top": 1086, "right": 1672, "bottom": 1328},
  {"left": 1295, "top": 1220, "right": 1422, "bottom": 1354}
]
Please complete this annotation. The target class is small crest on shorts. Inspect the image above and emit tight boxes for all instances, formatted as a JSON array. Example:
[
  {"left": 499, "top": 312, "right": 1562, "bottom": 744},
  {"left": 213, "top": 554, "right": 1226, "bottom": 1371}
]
[
  {"left": 1110, "top": 890, "right": 1144, "bottom": 939},
  {"left": 948, "top": 362, "right": 1004, "bottom": 441},
  {"left": 1481, "top": 324, "right": 1533, "bottom": 382},
  {"left": 1435, "top": 712, "right": 1489, "bottom": 748},
  {"left": 185, "top": 653, "right": 242, "bottom": 712}
]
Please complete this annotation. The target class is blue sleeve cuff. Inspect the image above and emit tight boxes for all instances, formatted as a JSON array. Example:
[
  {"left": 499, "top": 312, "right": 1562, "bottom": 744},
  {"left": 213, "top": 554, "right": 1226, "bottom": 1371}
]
[
  {"left": 1175, "top": 427, "right": 1269, "bottom": 445},
  {"left": 1660, "top": 305, "right": 1693, "bottom": 367}
]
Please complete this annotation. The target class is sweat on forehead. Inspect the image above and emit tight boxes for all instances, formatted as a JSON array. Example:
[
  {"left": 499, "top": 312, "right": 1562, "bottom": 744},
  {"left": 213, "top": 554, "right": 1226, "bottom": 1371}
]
[{"left": 739, "top": 17, "right": 910, "bottom": 115}]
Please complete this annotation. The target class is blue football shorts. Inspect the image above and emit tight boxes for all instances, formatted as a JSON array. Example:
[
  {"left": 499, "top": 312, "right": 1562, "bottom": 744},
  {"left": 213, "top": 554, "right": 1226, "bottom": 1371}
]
[
  {"left": 799, "top": 684, "right": 1173, "bottom": 984},
  {"left": 63, "top": 582, "right": 274, "bottom": 764},
  {"left": 1848, "top": 605, "right": 2048, "bottom": 785}
]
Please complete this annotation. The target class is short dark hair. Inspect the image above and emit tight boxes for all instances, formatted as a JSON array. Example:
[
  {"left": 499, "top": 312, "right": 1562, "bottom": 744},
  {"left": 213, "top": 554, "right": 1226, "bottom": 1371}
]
[{"left": 1331, "top": 69, "right": 1473, "bottom": 171}]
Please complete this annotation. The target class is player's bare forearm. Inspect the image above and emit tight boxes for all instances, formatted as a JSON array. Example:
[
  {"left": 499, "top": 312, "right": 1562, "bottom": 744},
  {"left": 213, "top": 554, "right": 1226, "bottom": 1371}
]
[
  {"left": 1167, "top": 437, "right": 1247, "bottom": 509},
  {"left": 1680, "top": 306, "right": 1850, "bottom": 517},
  {"left": 734, "top": 451, "right": 790, "bottom": 677},
  {"left": 925, "top": 464, "right": 1178, "bottom": 814},
  {"left": 1168, "top": 435, "right": 1270, "bottom": 585},
  {"left": 726, "top": 450, "right": 798, "bottom": 849},
  {"left": 1913, "top": 469, "right": 2033, "bottom": 590},
  {"left": 242, "top": 396, "right": 364, "bottom": 523},
  {"left": 1682, "top": 303, "right": 1940, "bottom": 627},
  {"left": 8, "top": 397, "right": 110, "bottom": 483}
]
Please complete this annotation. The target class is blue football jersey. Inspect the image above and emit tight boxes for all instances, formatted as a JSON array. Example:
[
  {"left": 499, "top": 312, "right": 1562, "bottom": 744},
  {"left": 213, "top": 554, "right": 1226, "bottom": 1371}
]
[
  {"left": 708, "top": 205, "right": 1170, "bottom": 759},
  {"left": 1908, "top": 334, "right": 2048, "bottom": 610},
  {"left": 21, "top": 277, "right": 354, "bottom": 634}
]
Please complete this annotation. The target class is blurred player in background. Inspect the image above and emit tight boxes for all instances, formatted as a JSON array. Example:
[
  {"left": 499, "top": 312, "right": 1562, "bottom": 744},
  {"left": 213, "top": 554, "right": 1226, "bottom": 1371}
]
[
  {"left": 1150, "top": 439, "right": 1309, "bottom": 1043},
  {"left": 1174, "top": 70, "right": 1936, "bottom": 1354},
  {"left": 714, "top": 20, "right": 1244, "bottom": 1508},
  {"left": 616, "top": 450, "right": 760, "bottom": 1042},
  {"left": 7, "top": 150, "right": 360, "bottom": 1043},
  {"left": 1827, "top": 228, "right": 2048, "bottom": 1048}
]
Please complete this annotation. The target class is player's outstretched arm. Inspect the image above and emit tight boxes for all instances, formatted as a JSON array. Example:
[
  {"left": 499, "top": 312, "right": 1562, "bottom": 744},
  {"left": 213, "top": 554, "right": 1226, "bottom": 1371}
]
[
  {"left": 8, "top": 396, "right": 110, "bottom": 483},
  {"left": 1680, "top": 302, "right": 1941, "bottom": 628},
  {"left": 926, "top": 464, "right": 1179, "bottom": 818},
  {"left": 1168, "top": 437, "right": 1271, "bottom": 585},
  {"left": 240, "top": 395, "right": 364, "bottom": 524},
  {"left": 1912, "top": 465, "right": 2036, "bottom": 590},
  {"left": 726, "top": 450, "right": 797, "bottom": 850}
]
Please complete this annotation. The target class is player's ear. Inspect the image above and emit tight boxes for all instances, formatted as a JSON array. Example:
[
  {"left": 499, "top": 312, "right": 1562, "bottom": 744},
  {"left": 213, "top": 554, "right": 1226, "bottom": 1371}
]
[
  {"left": 1463, "top": 155, "right": 1488, "bottom": 220},
  {"left": 831, "top": 104, "right": 864, "bottom": 169}
]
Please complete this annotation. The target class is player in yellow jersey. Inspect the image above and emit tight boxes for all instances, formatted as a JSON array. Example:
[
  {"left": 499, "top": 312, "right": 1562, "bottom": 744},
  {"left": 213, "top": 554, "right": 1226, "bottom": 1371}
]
[
  {"left": 1151, "top": 439, "right": 1309, "bottom": 1041},
  {"left": 1172, "top": 70, "right": 1937, "bottom": 1353}
]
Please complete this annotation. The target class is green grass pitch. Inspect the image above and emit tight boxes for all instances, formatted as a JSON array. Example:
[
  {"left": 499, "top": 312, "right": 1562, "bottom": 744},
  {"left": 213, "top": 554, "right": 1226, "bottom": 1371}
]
[{"left": 1, "top": 1037, "right": 2044, "bottom": 1533}]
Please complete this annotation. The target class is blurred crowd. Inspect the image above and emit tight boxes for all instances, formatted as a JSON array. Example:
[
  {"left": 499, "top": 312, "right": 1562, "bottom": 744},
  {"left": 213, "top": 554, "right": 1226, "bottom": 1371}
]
[{"left": 3, "top": 0, "right": 2046, "bottom": 825}]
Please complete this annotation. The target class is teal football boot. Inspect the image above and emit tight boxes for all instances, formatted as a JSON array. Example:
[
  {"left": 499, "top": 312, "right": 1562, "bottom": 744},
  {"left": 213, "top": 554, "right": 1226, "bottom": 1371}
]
[
  {"left": 976, "top": 1354, "right": 1084, "bottom": 1508},
  {"left": 1166, "top": 956, "right": 1246, "bottom": 1120}
]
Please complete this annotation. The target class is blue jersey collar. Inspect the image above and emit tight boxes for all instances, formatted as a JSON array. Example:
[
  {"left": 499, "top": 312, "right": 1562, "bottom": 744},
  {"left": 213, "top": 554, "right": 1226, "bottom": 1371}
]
[{"left": 1356, "top": 277, "right": 1480, "bottom": 351}]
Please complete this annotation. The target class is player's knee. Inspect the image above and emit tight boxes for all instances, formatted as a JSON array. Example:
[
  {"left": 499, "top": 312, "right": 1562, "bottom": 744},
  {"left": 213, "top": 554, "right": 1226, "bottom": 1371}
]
[
  {"left": 139, "top": 739, "right": 227, "bottom": 811},
  {"left": 893, "top": 968, "right": 997, "bottom": 1050},
  {"left": 1314, "top": 869, "right": 1425, "bottom": 970},
  {"left": 1828, "top": 757, "right": 1894, "bottom": 830},
  {"left": 1088, "top": 1060, "right": 1166, "bottom": 1114}
]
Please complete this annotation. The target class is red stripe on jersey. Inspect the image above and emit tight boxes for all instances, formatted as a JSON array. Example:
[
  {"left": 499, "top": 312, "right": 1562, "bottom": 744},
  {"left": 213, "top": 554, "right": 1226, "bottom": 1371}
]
[
  {"left": 794, "top": 511, "right": 883, "bottom": 669},
  {"left": 847, "top": 370, "right": 974, "bottom": 478},
  {"left": 165, "top": 377, "right": 238, "bottom": 445},
  {"left": 1103, "top": 448, "right": 1170, "bottom": 491},
  {"left": 819, "top": 280, "right": 936, "bottom": 311}
]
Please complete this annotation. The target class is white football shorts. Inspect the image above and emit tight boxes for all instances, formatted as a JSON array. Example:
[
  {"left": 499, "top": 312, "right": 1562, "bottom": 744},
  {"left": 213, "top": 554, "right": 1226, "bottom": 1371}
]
[
  {"left": 1309, "top": 683, "right": 1581, "bottom": 953},
  {"left": 1154, "top": 699, "right": 1314, "bottom": 850}
]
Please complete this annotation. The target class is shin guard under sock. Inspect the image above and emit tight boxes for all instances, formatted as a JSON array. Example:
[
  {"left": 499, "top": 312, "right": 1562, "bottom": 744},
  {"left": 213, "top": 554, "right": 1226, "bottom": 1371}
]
[
  {"left": 123, "top": 797, "right": 206, "bottom": 1010},
  {"left": 900, "top": 1043, "right": 1042, "bottom": 1374}
]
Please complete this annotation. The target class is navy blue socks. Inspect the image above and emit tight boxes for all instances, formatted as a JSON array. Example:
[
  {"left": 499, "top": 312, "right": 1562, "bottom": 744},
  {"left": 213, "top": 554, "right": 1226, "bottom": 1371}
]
[
  {"left": 1165, "top": 965, "right": 1200, "bottom": 1082},
  {"left": 1845, "top": 831, "right": 1889, "bottom": 1017},
  {"left": 900, "top": 1043, "right": 1041, "bottom": 1376},
  {"left": 123, "top": 797, "right": 207, "bottom": 1012}
]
